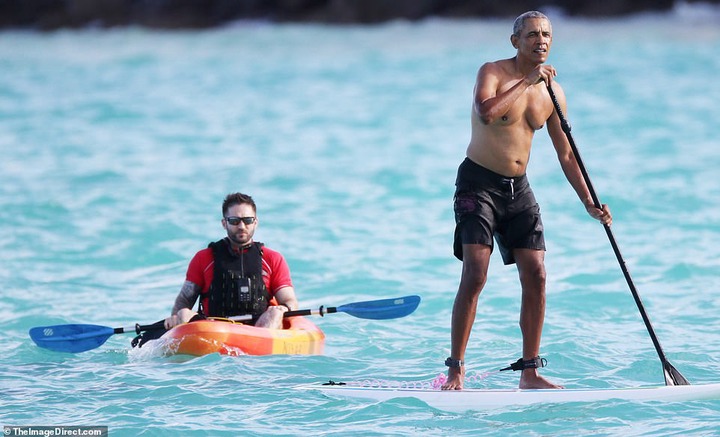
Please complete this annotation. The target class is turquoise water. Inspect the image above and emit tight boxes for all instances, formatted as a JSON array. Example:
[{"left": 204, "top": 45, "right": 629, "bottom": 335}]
[{"left": 3, "top": 5, "right": 720, "bottom": 436}]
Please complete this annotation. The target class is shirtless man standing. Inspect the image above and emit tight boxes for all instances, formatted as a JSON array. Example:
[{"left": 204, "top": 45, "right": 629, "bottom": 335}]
[{"left": 442, "top": 11, "right": 612, "bottom": 390}]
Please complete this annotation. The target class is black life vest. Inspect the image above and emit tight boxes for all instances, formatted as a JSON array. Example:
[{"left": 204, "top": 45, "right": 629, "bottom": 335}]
[{"left": 200, "top": 238, "right": 270, "bottom": 318}]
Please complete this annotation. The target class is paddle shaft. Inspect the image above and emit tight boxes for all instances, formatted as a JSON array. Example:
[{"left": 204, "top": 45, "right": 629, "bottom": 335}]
[
  {"left": 102, "top": 312, "right": 335, "bottom": 334},
  {"left": 546, "top": 83, "right": 688, "bottom": 385},
  {"left": 229, "top": 295, "right": 420, "bottom": 323},
  {"left": 118, "top": 321, "right": 166, "bottom": 334},
  {"left": 229, "top": 306, "right": 338, "bottom": 323}
]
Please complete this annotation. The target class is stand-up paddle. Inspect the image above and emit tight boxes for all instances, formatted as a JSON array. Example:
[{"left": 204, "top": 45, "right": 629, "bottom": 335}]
[
  {"left": 29, "top": 295, "right": 421, "bottom": 353},
  {"left": 546, "top": 83, "right": 689, "bottom": 386}
]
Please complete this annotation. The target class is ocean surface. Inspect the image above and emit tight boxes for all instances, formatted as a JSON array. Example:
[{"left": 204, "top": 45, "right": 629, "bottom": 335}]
[{"left": 2, "top": 4, "right": 720, "bottom": 436}]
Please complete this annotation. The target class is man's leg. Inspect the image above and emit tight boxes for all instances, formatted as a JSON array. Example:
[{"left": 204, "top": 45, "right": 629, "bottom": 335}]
[
  {"left": 514, "top": 248, "right": 563, "bottom": 389},
  {"left": 442, "top": 243, "right": 491, "bottom": 390}
]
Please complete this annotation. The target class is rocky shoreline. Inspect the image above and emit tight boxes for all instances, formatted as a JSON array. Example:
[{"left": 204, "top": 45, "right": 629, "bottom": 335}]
[{"left": 1, "top": 0, "right": 717, "bottom": 30}]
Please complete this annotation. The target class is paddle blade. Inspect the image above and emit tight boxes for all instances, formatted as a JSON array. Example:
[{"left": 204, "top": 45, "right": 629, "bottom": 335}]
[
  {"left": 29, "top": 324, "right": 115, "bottom": 353},
  {"left": 664, "top": 362, "right": 691, "bottom": 386},
  {"left": 337, "top": 295, "right": 421, "bottom": 320}
]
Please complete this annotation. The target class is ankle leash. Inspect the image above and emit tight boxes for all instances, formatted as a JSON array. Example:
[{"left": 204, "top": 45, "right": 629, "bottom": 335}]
[{"left": 500, "top": 356, "right": 547, "bottom": 372}]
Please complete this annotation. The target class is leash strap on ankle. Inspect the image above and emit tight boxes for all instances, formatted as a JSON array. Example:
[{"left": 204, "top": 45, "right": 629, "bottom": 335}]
[
  {"left": 444, "top": 357, "right": 464, "bottom": 368},
  {"left": 500, "top": 356, "right": 547, "bottom": 372}
]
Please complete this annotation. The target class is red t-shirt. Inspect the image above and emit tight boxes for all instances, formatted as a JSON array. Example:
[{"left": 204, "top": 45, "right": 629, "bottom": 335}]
[{"left": 186, "top": 244, "right": 293, "bottom": 297}]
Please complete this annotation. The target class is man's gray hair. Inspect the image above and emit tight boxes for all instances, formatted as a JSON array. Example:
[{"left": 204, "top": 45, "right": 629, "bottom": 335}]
[{"left": 512, "top": 11, "right": 550, "bottom": 36}]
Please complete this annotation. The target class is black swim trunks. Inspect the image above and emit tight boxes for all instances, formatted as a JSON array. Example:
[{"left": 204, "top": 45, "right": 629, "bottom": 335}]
[{"left": 453, "top": 158, "right": 545, "bottom": 265}]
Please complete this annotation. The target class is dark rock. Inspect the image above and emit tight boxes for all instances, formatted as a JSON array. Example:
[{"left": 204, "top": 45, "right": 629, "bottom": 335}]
[{"left": 0, "top": 0, "right": 716, "bottom": 30}]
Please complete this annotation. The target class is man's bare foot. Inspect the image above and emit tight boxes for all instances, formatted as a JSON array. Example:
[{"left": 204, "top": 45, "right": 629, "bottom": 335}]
[
  {"left": 519, "top": 369, "right": 564, "bottom": 389},
  {"left": 441, "top": 366, "right": 464, "bottom": 390}
]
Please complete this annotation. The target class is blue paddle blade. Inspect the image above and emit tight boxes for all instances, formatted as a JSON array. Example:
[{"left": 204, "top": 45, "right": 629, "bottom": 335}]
[
  {"left": 337, "top": 295, "right": 421, "bottom": 320},
  {"left": 29, "top": 324, "right": 116, "bottom": 353}
]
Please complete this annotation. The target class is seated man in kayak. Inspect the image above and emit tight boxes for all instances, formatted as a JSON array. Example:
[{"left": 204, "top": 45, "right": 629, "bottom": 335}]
[{"left": 164, "top": 192, "right": 298, "bottom": 330}]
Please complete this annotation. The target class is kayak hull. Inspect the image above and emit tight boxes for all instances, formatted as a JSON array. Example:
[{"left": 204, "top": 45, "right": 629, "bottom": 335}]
[{"left": 161, "top": 317, "right": 325, "bottom": 356}]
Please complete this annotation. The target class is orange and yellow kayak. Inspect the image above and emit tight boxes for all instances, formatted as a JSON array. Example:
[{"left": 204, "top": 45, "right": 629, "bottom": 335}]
[{"left": 161, "top": 317, "right": 325, "bottom": 357}]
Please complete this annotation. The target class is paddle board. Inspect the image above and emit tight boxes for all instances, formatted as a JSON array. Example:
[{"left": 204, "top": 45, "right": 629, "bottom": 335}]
[{"left": 301, "top": 382, "right": 720, "bottom": 412}]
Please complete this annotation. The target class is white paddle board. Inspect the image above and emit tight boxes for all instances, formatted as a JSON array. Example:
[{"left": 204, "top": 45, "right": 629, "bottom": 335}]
[{"left": 300, "top": 382, "right": 720, "bottom": 412}]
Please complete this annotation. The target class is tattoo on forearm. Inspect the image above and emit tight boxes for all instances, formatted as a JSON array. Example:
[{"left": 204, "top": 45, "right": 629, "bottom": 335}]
[
  {"left": 172, "top": 281, "right": 201, "bottom": 314},
  {"left": 180, "top": 281, "right": 200, "bottom": 298}
]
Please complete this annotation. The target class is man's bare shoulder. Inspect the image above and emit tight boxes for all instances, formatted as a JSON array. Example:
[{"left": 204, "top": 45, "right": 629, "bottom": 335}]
[
  {"left": 547, "top": 80, "right": 566, "bottom": 103},
  {"left": 478, "top": 57, "right": 517, "bottom": 78},
  {"left": 549, "top": 79, "right": 565, "bottom": 93}
]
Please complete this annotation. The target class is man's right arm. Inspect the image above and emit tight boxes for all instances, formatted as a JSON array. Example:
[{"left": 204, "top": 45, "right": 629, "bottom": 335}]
[
  {"left": 475, "top": 61, "right": 557, "bottom": 125},
  {"left": 171, "top": 280, "right": 201, "bottom": 315},
  {"left": 475, "top": 62, "right": 532, "bottom": 125},
  {"left": 163, "top": 281, "right": 202, "bottom": 329}
]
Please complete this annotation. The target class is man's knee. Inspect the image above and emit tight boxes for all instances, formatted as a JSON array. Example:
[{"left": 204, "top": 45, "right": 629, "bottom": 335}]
[
  {"left": 515, "top": 250, "right": 546, "bottom": 286},
  {"left": 177, "top": 308, "right": 197, "bottom": 324},
  {"left": 520, "top": 263, "right": 546, "bottom": 286},
  {"left": 461, "top": 263, "right": 488, "bottom": 292},
  {"left": 460, "top": 245, "right": 491, "bottom": 287}
]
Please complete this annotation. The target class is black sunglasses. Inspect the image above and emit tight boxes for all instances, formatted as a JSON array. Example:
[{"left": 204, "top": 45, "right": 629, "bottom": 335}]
[{"left": 225, "top": 216, "right": 256, "bottom": 226}]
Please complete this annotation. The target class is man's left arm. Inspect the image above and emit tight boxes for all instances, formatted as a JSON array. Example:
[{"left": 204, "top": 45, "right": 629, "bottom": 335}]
[
  {"left": 274, "top": 286, "right": 298, "bottom": 311},
  {"left": 547, "top": 83, "right": 612, "bottom": 225},
  {"left": 255, "top": 250, "right": 298, "bottom": 328},
  {"left": 254, "top": 287, "right": 297, "bottom": 329}
]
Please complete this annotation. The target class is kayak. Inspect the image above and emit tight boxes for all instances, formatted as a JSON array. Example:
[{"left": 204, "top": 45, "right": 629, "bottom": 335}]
[{"left": 160, "top": 317, "right": 325, "bottom": 356}]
